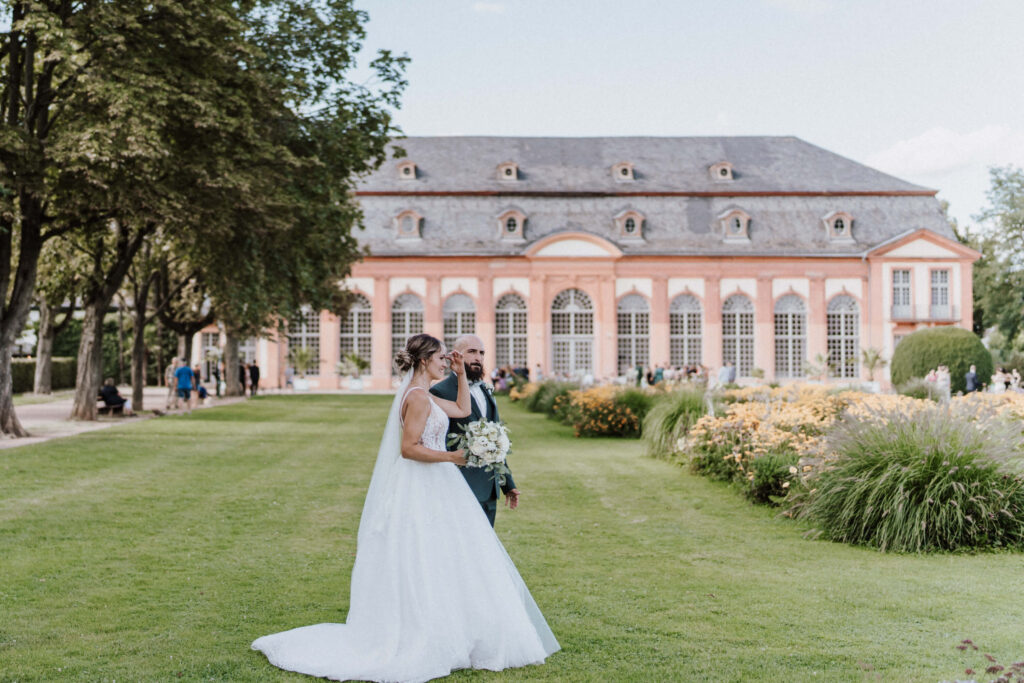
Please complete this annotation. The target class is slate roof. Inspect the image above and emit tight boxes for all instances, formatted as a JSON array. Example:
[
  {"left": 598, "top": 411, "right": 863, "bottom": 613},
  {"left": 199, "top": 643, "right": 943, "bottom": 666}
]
[{"left": 353, "top": 136, "right": 955, "bottom": 257}]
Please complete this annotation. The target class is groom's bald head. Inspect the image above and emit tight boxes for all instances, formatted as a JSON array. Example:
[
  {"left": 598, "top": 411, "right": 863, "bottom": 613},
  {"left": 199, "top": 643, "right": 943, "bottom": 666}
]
[{"left": 454, "top": 335, "right": 485, "bottom": 381}]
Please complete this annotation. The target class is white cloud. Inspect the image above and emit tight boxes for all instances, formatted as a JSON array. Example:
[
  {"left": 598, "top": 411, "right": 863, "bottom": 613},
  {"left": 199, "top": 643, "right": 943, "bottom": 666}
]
[
  {"left": 472, "top": 2, "right": 506, "bottom": 13},
  {"left": 867, "top": 125, "right": 1024, "bottom": 179},
  {"left": 761, "top": 0, "right": 831, "bottom": 14}
]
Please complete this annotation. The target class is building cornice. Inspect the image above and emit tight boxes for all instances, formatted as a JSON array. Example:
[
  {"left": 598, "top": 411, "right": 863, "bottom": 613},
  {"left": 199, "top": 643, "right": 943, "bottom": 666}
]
[{"left": 356, "top": 189, "right": 938, "bottom": 199}]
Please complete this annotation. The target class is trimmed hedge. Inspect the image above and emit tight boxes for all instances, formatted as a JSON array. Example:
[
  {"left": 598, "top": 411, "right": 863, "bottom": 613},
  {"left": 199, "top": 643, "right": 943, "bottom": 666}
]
[
  {"left": 12, "top": 357, "right": 77, "bottom": 394},
  {"left": 890, "top": 327, "right": 992, "bottom": 394}
]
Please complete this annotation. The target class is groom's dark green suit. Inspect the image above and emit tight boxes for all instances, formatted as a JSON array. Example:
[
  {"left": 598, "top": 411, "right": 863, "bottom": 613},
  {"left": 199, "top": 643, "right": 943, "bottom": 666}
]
[{"left": 430, "top": 373, "right": 516, "bottom": 527}]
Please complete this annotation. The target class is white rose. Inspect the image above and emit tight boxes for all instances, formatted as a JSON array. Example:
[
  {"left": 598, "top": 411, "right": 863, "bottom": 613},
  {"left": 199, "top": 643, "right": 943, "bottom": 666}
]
[{"left": 469, "top": 440, "right": 487, "bottom": 456}]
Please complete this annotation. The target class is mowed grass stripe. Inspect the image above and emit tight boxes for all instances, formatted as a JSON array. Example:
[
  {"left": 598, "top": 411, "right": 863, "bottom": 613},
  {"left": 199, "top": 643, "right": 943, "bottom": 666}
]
[{"left": 1, "top": 395, "right": 1023, "bottom": 682}]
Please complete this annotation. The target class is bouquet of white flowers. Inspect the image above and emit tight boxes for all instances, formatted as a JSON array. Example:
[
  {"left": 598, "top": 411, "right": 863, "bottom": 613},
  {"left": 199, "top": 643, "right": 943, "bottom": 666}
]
[{"left": 447, "top": 419, "right": 512, "bottom": 486}]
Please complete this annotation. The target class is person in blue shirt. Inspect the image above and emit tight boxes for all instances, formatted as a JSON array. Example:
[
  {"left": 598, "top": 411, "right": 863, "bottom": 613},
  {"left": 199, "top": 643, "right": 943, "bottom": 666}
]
[{"left": 174, "top": 358, "right": 195, "bottom": 414}]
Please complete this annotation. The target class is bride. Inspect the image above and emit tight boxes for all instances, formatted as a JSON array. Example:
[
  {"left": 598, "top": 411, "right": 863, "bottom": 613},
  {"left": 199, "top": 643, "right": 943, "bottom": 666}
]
[{"left": 252, "top": 333, "right": 560, "bottom": 682}]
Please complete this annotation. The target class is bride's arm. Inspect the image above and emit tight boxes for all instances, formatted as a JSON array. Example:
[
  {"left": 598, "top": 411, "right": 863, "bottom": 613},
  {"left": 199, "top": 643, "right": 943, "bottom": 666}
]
[
  {"left": 400, "top": 392, "right": 468, "bottom": 464},
  {"left": 431, "top": 349, "right": 471, "bottom": 419}
]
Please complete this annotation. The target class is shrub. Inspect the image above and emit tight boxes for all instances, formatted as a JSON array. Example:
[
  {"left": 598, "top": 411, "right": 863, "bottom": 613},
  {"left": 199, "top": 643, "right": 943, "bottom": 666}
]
[
  {"left": 614, "top": 388, "right": 656, "bottom": 424},
  {"left": 890, "top": 327, "right": 993, "bottom": 394},
  {"left": 11, "top": 357, "right": 77, "bottom": 393},
  {"left": 793, "top": 404, "right": 1024, "bottom": 552},
  {"left": 555, "top": 386, "right": 641, "bottom": 437},
  {"left": 642, "top": 387, "right": 707, "bottom": 459},
  {"left": 896, "top": 377, "right": 940, "bottom": 401},
  {"left": 745, "top": 451, "right": 799, "bottom": 504},
  {"left": 522, "top": 380, "right": 576, "bottom": 416}
]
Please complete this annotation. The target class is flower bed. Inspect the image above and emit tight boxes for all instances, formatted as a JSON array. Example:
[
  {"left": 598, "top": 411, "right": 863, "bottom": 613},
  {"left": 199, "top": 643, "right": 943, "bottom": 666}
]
[{"left": 670, "top": 383, "right": 1024, "bottom": 551}]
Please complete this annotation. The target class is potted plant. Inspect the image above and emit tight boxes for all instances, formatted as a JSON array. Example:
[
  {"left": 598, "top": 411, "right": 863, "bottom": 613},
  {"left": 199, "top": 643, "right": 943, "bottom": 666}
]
[
  {"left": 288, "top": 346, "right": 319, "bottom": 391},
  {"left": 337, "top": 353, "right": 370, "bottom": 390},
  {"left": 803, "top": 352, "right": 831, "bottom": 384},
  {"left": 860, "top": 347, "right": 887, "bottom": 393}
]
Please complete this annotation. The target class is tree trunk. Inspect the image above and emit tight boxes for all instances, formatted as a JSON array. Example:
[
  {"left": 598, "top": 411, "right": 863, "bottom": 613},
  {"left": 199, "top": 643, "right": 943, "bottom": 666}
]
[
  {"left": 156, "top": 317, "right": 165, "bottom": 386},
  {"left": 70, "top": 303, "right": 105, "bottom": 420},
  {"left": 0, "top": 340, "right": 28, "bottom": 437},
  {"left": 34, "top": 300, "right": 55, "bottom": 394},
  {"left": 223, "top": 332, "right": 241, "bottom": 397},
  {"left": 131, "top": 311, "right": 147, "bottom": 412}
]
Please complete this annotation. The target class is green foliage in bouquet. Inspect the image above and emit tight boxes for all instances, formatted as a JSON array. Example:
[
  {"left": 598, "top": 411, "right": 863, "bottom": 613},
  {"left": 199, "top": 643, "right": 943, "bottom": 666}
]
[
  {"left": 793, "top": 405, "right": 1024, "bottom": 552},
  {"left": 642, "top": 386, "right": 707, "bottom": 459}
]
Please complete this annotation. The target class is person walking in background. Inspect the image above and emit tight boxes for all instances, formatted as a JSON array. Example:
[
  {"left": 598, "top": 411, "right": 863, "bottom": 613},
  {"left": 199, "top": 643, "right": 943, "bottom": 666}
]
[
  {"left": 965, "top": 364, "right": 978, "bottom": 393},
  {"left": 534, "top": 363, "right": 544, "bottom": 382},
  {"left": 239, "top": 361, "right": 248, "bottom": 395},
  {"left": 212, "top": 361, "right": 222, "bottom": 398},
  {"left": 249, "top": 361, "right": 260, "bottom": 396},
  {"left": 164, "top": 359, "right": 178, "bottom": 410},
  {"left": 174, "top": 359, "right": 195, "bottom": 415}
]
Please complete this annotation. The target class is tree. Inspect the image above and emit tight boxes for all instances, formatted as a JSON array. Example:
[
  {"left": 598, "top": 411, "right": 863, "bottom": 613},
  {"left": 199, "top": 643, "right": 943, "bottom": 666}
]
[
  {"left": 967, "top": 166, "right": 1024, "bottom": 341},
  {"left": 890, "top": 327, "right": 993, "bottom": 394},
  {"left": 33, "top": 240, "right": 81, "bottom": 394}
]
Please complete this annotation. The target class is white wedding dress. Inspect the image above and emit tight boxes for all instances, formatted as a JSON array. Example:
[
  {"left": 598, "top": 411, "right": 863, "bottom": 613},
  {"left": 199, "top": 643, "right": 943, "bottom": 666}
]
[{"left": 252, "top": 375, "right": 560, "bottom": 682}]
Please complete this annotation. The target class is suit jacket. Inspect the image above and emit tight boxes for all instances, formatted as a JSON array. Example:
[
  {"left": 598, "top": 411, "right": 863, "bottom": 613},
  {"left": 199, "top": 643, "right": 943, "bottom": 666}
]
[{"left": 429, "top": 372, "right": 516, "bottom": 503}]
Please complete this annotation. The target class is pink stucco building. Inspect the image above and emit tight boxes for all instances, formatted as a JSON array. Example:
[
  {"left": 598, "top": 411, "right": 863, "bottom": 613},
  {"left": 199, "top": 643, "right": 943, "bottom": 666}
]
[{"left": 195, "top": 136, "right": 979, "bottom": 390}]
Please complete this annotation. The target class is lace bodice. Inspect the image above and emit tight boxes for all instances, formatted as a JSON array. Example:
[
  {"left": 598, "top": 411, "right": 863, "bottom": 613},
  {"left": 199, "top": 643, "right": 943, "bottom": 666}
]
[{"left": 403, "top": 387, "right": 448, "bottom": 452}]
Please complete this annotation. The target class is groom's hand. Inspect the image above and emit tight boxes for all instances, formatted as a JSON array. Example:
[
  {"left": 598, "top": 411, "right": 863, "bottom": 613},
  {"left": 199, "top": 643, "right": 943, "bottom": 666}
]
[{"left": 505, "top": 488, "right": 520, "bottom": 510}]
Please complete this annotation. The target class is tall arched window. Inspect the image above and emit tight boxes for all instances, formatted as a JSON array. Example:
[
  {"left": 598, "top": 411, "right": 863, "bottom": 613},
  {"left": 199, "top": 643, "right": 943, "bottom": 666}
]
[
  {"left": 669, "top": 294, "right": 702, "bottom": 367},
  {"left": 340, "top": 293, "right": 372, "bottom": 372},
  {"left": 827, "top": 295, "right": 860, "bottom": 378},
  {"left": 551, "top": 288, "right": 593, "bottom": 376},
  {"left": 288, "top": 308, "right": 321, "bottom": 376},
  {"left": 617, "top": 294, "right": 650, "bottom": 375},
  {"left": 495, "top": 293, "right": 528, "bottom": 367},
  {"left": 442, "top": 294, "right": 476, "bottom": 351},
  {"left": 774, "top": 295, "right": 806, "bottom": 379},
  {"left": 391, "top": 294, "right": 424, "bottom": 365},
  {"left": 722, "top": 294, "right": 754, "bottom": 377}
]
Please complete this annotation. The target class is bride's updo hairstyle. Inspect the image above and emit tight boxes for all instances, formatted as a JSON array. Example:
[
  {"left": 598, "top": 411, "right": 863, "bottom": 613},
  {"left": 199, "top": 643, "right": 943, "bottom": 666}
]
[{"left": 394, "top": 333, "right": 443, "bottom": 373}]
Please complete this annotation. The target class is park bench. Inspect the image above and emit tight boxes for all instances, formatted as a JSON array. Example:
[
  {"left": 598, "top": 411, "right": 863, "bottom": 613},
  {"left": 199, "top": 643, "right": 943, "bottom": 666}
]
[{"left": 96, "top": 396, "right": 124, "bottom": 416}]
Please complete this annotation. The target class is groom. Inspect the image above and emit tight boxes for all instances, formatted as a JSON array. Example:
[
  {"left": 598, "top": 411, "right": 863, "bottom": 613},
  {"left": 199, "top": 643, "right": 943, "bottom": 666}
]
[{"left": 431, "top": 334, "right": 520, "bottom": 527}]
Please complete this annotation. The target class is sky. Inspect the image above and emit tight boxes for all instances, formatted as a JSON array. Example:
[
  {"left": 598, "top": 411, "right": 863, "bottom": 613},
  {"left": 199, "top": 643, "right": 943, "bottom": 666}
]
[{"left": 352, "top": 0, "right": 1024, "bottom": 230}]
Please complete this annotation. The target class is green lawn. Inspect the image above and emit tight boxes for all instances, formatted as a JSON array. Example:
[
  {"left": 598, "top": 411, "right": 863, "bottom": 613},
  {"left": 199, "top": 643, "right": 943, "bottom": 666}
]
[{"left": 1, "top": 395, "right": 1022, "bottom": 682}]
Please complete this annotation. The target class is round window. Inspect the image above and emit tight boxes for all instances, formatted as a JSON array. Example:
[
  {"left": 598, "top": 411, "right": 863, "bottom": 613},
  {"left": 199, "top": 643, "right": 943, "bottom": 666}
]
[
  {"left": 624, "top": 218, "right": 636, "bottom": 233},
  {"left": 506, "top": 217, "right": 518, "bottom": 233},
  {"left": 402, "top": 166, "right": 411, "bottom": 176},
  {"left": 720, "top": 167, "right": 729, "bottom": 177},
  {"left": 504, "top": 167, "right": 513, "bottom": 176},
  {"left": 834, "top": 218, "right": 846, "bottom": 234},
  {"left": 620, "top": 167, "right": 630, "bottom": 176},
  {"left": 732, "top": 217, "right": 743, "bottom": 233}
]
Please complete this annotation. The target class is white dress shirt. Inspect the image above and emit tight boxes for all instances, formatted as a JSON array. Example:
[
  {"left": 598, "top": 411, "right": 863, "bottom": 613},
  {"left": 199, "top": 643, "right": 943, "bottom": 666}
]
[{"left": 469, "top": 381, "right": 488, "bottom": 417}]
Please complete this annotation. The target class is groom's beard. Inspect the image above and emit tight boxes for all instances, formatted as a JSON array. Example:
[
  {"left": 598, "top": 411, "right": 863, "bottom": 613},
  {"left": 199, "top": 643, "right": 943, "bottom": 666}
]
[{"left": 464, "top": 362, "right": 484, "bottom": 382}]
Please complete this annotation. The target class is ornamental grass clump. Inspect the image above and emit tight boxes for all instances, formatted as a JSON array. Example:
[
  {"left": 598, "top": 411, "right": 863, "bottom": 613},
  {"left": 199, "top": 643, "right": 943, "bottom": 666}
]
[
  {"left": 795, "top": 404, "right": 1024, "bottom": 552},
  {"left": 522, "top": 380, "right": 576, "bottom": 416},
  {"left": 642, "top": 386, "right": 707, "bottom": 459}
]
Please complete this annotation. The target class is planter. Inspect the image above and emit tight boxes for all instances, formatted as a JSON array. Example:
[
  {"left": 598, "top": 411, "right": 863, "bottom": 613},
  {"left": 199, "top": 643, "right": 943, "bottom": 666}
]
[
  {"left": 293, "top": 377, "right": 311, "bottom": 392},
  {"left": 348, "top": 377, "right": 364, "bottom": 391}
]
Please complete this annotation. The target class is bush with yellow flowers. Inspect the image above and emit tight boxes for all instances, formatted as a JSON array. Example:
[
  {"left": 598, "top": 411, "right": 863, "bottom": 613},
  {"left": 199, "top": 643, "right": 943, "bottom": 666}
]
[{"left": 554, "top": 385, "right": 643, "bottom": 438}]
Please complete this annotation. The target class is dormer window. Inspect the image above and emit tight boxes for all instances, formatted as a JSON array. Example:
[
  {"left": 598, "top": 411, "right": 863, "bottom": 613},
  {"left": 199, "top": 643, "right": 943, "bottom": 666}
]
[
  {"left": 497, "top": 208, "right": 526, "bottom": 241},
  {"left": 612, "top": 162, "right": 635, "bottom": 182},
  {"left": 823, "top": 211, "right": 854, "bottom": 240},
  {"left": 614, "top": 210, "right": 645, "bottom": 240},
  {"left": 497, "top": 162, "right": 518, "bottom": 181},
  {"left": 719, "top": 208, "right": 751, "bottom": 242},
  {"left": 710, "top": 162, "right": 734, "bottom": 181},
  {"left": 397, "top": 161, "right": 417, "bottom": 180},
  {"left": 394, "top": 210, "right": 423, "bottom": 240}
]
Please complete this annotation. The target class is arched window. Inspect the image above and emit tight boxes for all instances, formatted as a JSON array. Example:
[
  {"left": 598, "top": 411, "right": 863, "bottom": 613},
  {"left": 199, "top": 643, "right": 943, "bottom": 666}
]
[
  {"left": 442, "top": 294, "right": 476, "bottom": 351},
  {"left": 827, "top": 295, "right": 860, "bottom": 379},
  {"left": 391, "top": 294, "right": 424, "bottom": 366},
  {"left": 774, "top": 295, "right": 806, "bottom": 379},
  {"left": 669, "top": 294, "right": 702, "bottom": 367},
  {"left": 722, "top": 294, "right": 754, "bottom": 377},
  {"left": 495, "top": 293, "right": 528, "bottom": 368},
  {"left": 551, "top": 289, "right": 593, "bottom": 376},
  {"left": 340, "top": 294, "right": 372, "bottom": 373},
  {"left": 617, "top": 294, "right": 650, "bottom": 376},
  {"left": 288, "top": 308, "right": 321, "bottom": 376}
]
